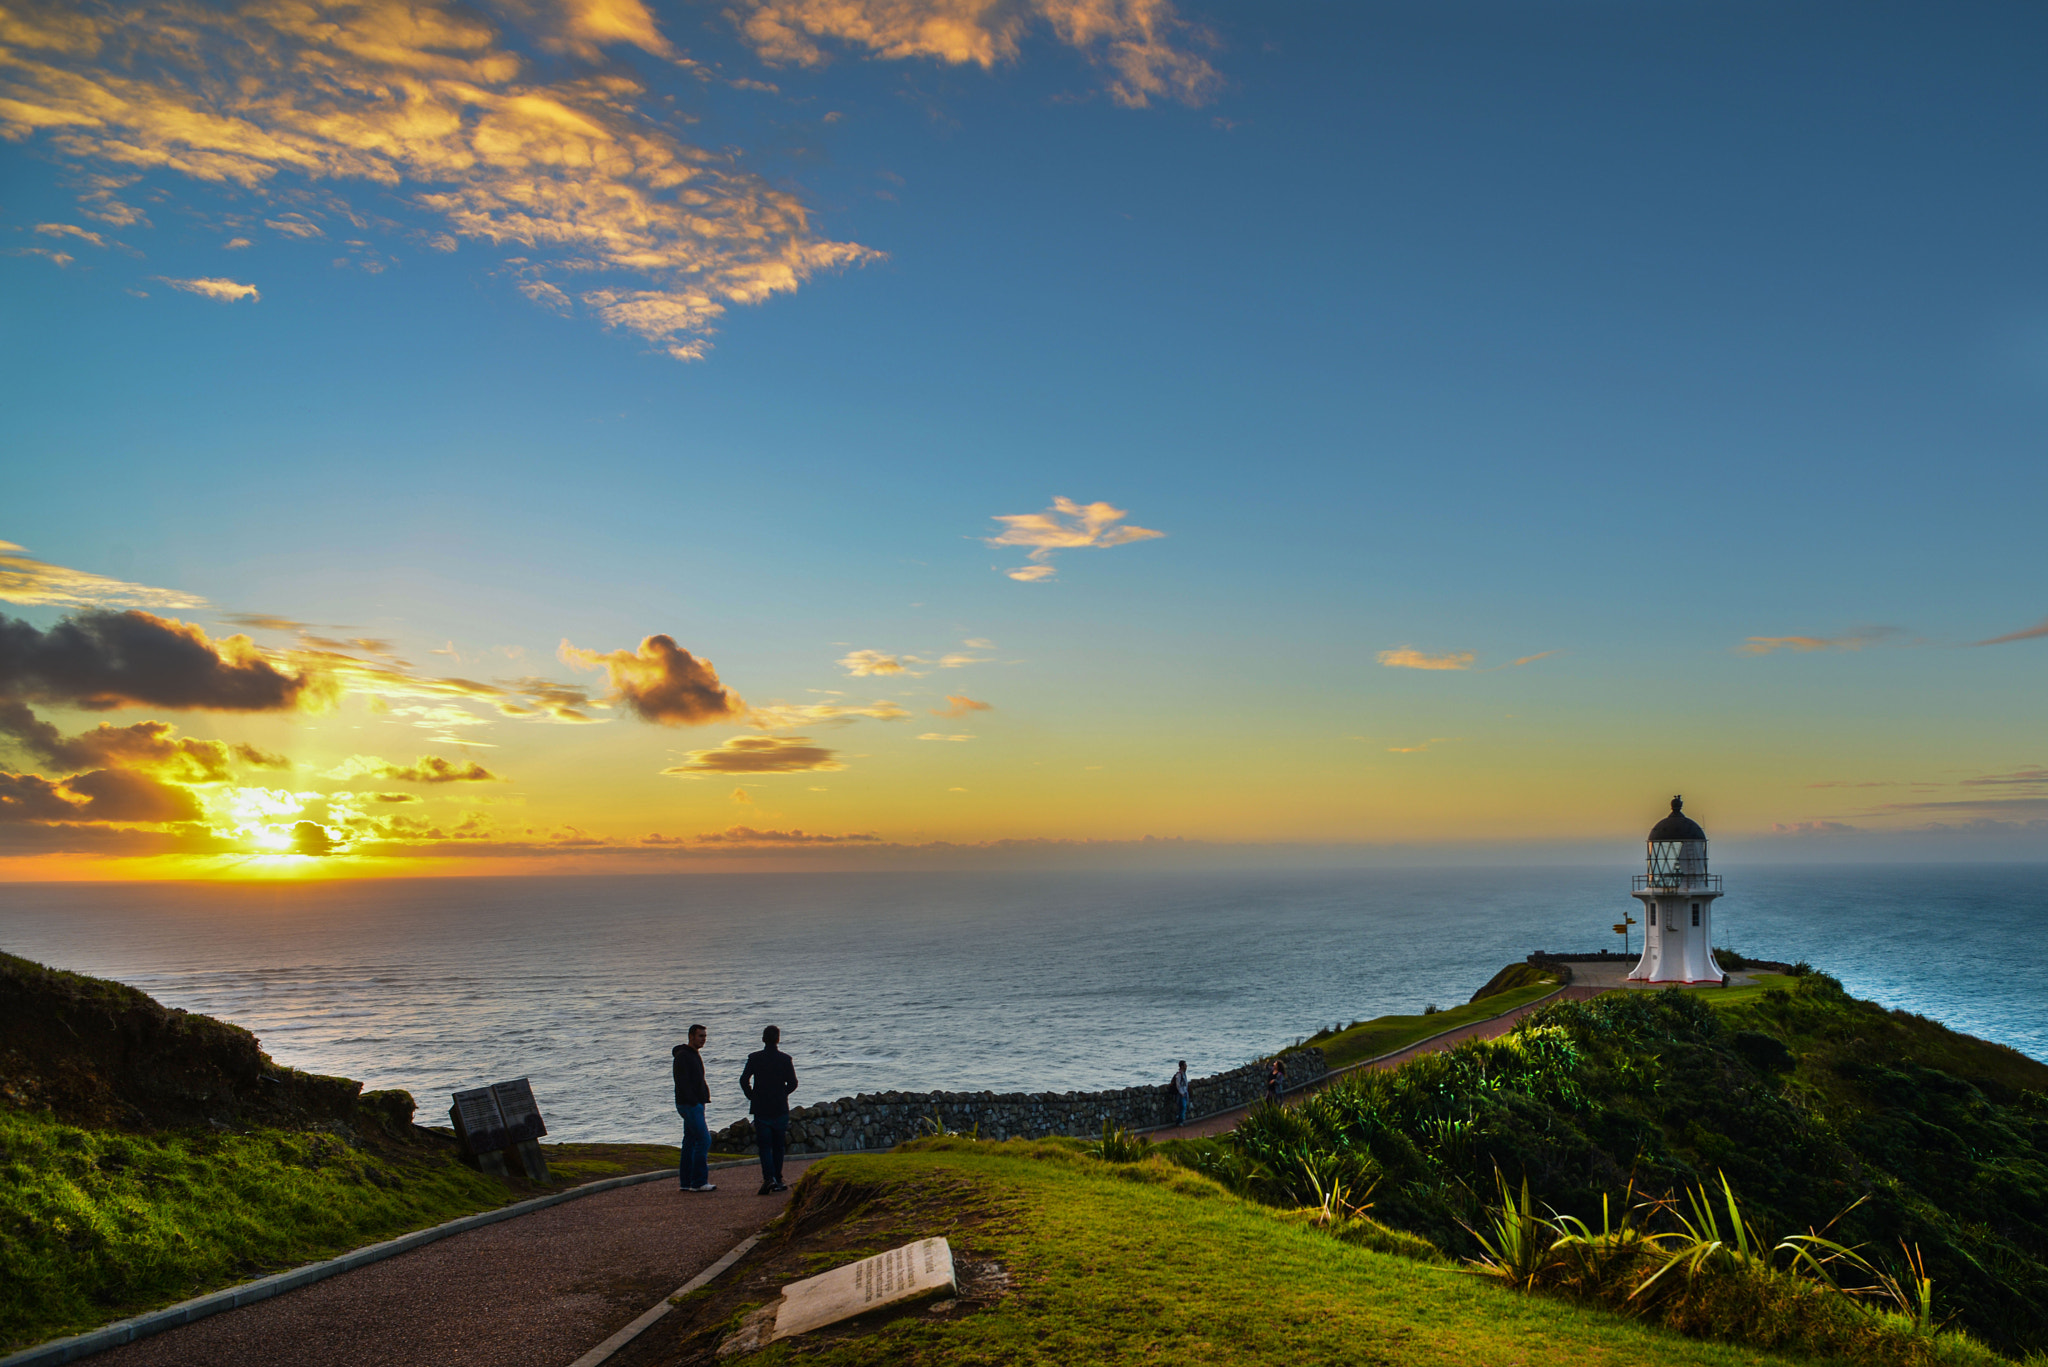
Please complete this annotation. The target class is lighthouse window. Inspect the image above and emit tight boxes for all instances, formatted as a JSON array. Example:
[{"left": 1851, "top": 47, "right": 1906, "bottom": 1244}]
[
  {"left": 1648, "top": 904, "right": 1657, "bottom": 926},
  {"left": 1691, "top": 903, "right": 1701, "bottom": 926}
]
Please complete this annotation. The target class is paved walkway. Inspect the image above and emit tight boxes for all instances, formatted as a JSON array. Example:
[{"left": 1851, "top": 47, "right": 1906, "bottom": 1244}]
[
  {"left": 1146, "top": 986, "right": 1605, "bottom": 1141},
  {"left": 96, "top": 1161, "right": 812, "bottom": 1367}
]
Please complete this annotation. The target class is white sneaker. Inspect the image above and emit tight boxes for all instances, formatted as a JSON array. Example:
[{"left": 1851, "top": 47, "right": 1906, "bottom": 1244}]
[{"left": 692, "top": 1183, "right": 718, "bottom": 1192}]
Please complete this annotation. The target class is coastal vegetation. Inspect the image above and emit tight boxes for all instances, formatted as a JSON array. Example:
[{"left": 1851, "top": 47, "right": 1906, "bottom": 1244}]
[{"left": 1171, "top": 971, "right": 2048, "bottom": 1359}]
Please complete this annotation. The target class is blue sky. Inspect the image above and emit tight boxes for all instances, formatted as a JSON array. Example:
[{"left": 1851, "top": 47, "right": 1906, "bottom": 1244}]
[{"left": 2, "top": 0, "right": 2045, "bottom": 873}]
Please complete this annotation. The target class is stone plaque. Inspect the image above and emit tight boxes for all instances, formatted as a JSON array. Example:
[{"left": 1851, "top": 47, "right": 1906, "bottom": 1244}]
[
  {"left": 772, "top": 1237, "right": 955, "bottom": 1341},
  {"left": 491, "top": 1077, "right": 548, "bottom": 1144},
  {"left": 451, "top": 1086, "right": 508, "bottom": 1154}
]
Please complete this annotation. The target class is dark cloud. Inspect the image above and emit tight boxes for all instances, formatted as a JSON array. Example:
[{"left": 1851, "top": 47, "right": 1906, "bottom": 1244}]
[
  {"left": 290, "top": 820, "right": 339, "bottom": 855},
  {"left": 0, "top": 767, "right": 202, "bottom": 823},
  {"left": 0, "top": 610, "right": 324, "bottom": 711},
  {"left": 0, "top": 701, "right": 286, "bottom": 783},
  {"left": 659, "top": 735, "right": 842, "bottom": 775},
  {"left": 560, "top": 635, "right": 742, "bottom": 725}
]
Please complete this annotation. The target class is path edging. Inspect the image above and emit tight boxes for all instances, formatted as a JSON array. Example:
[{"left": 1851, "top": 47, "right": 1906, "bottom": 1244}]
[
  {"left": 565, "top": 1232, "right": 763, "bottom": 1367},
  {"left": 1134, "top": 984, "right": 1568, "bottom": 1136},
  {"left": 2, "top": 1158, "right": 760, "bottom": 1367}
]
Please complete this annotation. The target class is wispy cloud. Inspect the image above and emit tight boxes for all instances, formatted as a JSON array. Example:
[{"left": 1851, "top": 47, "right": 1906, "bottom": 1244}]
[
  {"left": 1510, "top": 650, "right": 1560, "bottom": 667},
  {"left": 660, "top": 734, "right": 844, "bottom": 775},
  {"left": 0, "top": 541, "right": 208, "bottom": 610},
  {"left": 1735, "top": 626, "right": 1899, "bottom": 656},
  {"left": 933, "top": 694, "right": 991, "bottom": 718},
  {"left": 747, "top": 699, "right": 909, "bottom": 728},
  {"left": 1386, "top": 737, "right": 1452, "bottom": 753},
  {"left": 326, "top": 754, "right": 501, "bottom": 783},
  {"left": 918, "top": 732, "right": 974, "bottom": 742},
  {"left": 1377, "top": 646, "right": 1475, "bottom": 672},
  {"left": 0, "top": 0, "right": 878, "bottom": 360},
  {"left": 986, "top": 496, "right": 1164, "bottom": 583},
  {"left": 156, "top": 277, "right": 260, "bottom": 303},
  {"left": 686, "top": 824, "right": 881, "bottom": 845},
  {"left": 559, "top": 635, "right": 743, "bottom": 724},
  {"left": 35, "top": 223, "right": 107, "bottom": 248},
  {"left": 1974, "top": 616, "right": 2048, "bottom": 647},
  {"left": 728, "top": 0, "right": 1221, "bottom": 108},
  {"left": 1960, "top": 766, "right": 2048, "bottom": 790}
]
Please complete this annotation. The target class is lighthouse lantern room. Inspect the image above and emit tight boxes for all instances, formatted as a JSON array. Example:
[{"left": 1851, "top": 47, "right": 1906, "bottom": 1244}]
[{"left": 1628, "top": 796, "right": 1725, "bottom": 985}]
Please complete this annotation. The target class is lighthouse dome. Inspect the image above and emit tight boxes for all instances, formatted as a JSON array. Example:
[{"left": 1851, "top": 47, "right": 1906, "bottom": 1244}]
[{"left": 1649, "top": 797, "right": 1705, "bottom": 842}]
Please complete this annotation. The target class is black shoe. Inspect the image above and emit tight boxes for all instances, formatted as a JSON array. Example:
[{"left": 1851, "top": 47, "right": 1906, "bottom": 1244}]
[
  {"left": 758, "top": 1182, "right": 773, "bottom": 1195},
  {"left": 771, "top": 1180, "right": 788, "bottom": 1192}
]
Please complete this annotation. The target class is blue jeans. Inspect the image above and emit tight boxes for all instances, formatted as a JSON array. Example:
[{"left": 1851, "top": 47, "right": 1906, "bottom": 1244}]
[
  {"left": 679, "top": 1104, "right": 709, "bottom": 1188},
  {"left": 1177, "top": 1092, "right": 1190, "bottom": 1125},
  {"left": 755, "top": 1113, "right": 789, "bottom": 1185}
]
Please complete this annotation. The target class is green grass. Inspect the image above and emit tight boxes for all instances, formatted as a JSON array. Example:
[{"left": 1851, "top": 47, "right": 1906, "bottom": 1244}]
[
  {"left": 0, "top": 1110, "right": 680, "bottom": 1352},
  {"left": 729, "top": 1139, "right": 1844, "bottom": 1366},
  {"left": 1306, "top": 979, "right": 1563, "bottom": 1068}
]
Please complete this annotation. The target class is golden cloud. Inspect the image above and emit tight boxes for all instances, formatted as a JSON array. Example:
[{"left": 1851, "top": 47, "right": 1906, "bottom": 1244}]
[
  {"left": 932, "top": 694, "right": 990, "bottom": 717},
  {"left": 35, "top": 222, "right": 108, "bottom": 247},
  {"left": 838, "top": 649, "right": 908, "bottom": 676},
  {"left": 1376, "top": 646, "right": 1475, "bottom": 671},
  {"left": 729, "top": 0, "right": 1221, "bottom": 108},
  {"left": 0, "top": 702, "right": 287, "bottom": 783},
  {"left": 325, "top": 754, "right": 501, "bottom": 783},
  {"left": 0, "top": 0, "right": 879, "bottom": 359},
  {"left": 157, "top": 276, "right": 259, "bottom": 303},
  {"left": 660, "top": 734, "right": 843, "bottom": 775},
  {"left": 559, "top": 634, "right": 743, "bottom": 725},
  {"left": 0, "top": 540, "right": 207, "bottom": 610},
  {"left": 987, "top": 496, "right": 1163, "bottom": 582}
]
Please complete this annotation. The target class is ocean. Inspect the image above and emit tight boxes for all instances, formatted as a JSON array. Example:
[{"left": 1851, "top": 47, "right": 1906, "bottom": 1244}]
[{"left": 2, "top": 864, "right": 2042, "bottom": 1143}]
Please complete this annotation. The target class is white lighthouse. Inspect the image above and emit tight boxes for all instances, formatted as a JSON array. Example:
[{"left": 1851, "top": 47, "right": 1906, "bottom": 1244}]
[{"left": 1627, "top": 796, "right": 1725, "bottom": 985}]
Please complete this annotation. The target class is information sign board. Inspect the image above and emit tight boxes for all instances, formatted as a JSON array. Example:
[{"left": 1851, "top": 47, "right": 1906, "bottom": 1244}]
[
  {"left": 491, "top": 1077, "right": 548, "bottom": 1144},
  {"left": 451, "top": 1086, "right": 509, "bottom": 1154}
]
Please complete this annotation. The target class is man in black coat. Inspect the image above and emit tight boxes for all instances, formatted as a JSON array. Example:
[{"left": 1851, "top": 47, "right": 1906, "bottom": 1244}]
[
  {"left": 740, "top": 1024, "right": 799, "bottom": 1194},
  {"left": 673, "top": 1023, "right": 712, "bottom": 1191}
]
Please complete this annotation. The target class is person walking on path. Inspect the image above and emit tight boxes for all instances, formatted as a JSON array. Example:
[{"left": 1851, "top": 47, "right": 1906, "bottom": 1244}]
[
  {"left": 1173, "top": 1060, "right": 1190, "bottom": 1125},
  {"left": 673, "top": 1023, "right": 714, "bottom": 1192},
  {"left": 740, "top": 1025, "right": 799, "bottom": 1195},
  {"left": 1264, "top": 1055, "right": 1288, "bottom": 1106}
]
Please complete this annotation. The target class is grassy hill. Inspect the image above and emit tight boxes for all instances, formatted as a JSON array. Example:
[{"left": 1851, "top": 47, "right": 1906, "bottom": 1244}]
[
  {"left": 1203, "top": 969, "right": 2048, "bottom": 1358},
  {"left": 611, "top": 1140, "right": 1837, "bottom": 1366}
]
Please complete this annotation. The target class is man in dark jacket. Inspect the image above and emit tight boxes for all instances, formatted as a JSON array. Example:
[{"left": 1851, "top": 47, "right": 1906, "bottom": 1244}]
[
  {"left": 739, "top": 1024, "right": 799, "bottom": 1194},
  {"left": 673, "top": 1023, "right": 713, "bottom": 1191}
]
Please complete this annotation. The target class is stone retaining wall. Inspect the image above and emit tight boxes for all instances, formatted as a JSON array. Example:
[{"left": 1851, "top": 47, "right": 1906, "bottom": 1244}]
[{"left": 711, "top": 1048, "right": 1327, "bottom": 1155}]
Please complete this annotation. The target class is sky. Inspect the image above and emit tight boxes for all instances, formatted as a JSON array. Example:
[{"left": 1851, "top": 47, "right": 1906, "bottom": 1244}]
[{"left": 2, "top": 0, "right": 2046, "bottom": 879}]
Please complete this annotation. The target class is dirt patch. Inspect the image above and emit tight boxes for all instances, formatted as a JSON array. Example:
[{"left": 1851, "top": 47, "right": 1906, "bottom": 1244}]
[{"left": 606, "top": 1163, "right": 1016, "bottom": 1366}]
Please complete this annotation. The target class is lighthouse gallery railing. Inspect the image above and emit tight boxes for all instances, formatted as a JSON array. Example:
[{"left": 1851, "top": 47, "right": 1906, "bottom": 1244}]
[{"left": 1632, "top": 873, "right": 1723, "bottom": 892}]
